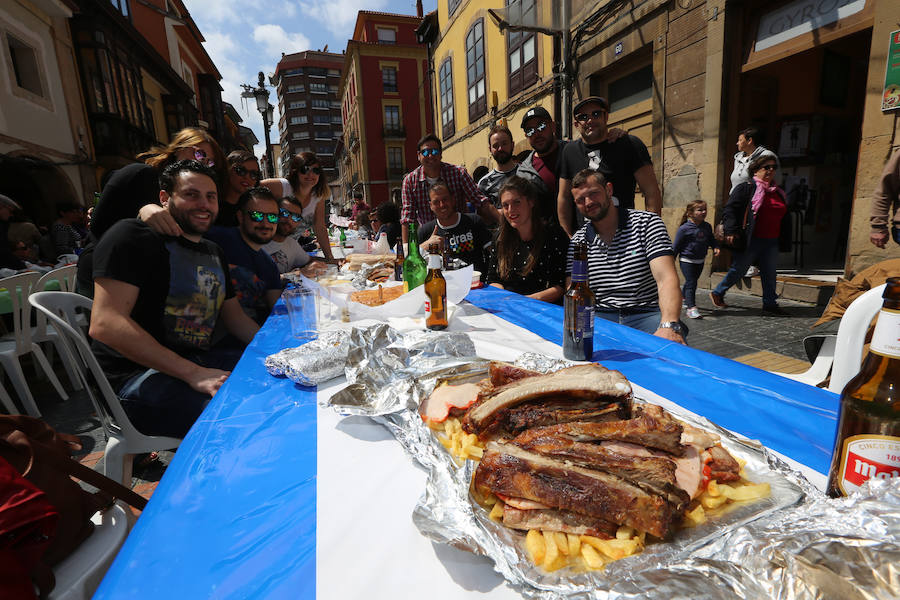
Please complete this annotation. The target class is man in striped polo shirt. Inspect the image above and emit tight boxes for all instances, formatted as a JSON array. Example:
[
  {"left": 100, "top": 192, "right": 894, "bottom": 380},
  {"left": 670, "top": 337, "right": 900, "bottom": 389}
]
[{"left": 566, "top": 168, "right": 685, "bottom": 343}]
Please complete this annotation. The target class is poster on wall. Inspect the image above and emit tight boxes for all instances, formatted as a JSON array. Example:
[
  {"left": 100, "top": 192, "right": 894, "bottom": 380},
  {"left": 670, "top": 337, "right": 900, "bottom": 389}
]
[
  {"left": 883, "top": 29, "right": 900, "bottom": 112},
  {"left": 778, "top": 120, "right": 810, "bottom": 158}
]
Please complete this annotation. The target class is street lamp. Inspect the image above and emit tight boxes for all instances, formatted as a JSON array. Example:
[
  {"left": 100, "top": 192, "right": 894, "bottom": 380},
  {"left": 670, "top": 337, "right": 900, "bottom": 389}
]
[{"left": 242, "top": 71, "right": 274, "bottom": 177}]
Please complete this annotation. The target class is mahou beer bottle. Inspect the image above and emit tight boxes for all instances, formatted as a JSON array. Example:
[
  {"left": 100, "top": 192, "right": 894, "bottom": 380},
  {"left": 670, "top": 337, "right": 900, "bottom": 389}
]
[
  {"left": 563, "top": 242, "right": 595, "bottom": 361},
  {"left": 424, "top": 253, "right": 448, "bottom": 330},
  {"left": 826, "top": 278, "right": 900, "bottom": 497}
]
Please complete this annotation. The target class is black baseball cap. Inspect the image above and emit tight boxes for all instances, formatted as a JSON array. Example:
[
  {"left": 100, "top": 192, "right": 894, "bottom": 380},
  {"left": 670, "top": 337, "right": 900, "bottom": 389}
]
[
  {"left": 573, "top": 96, "right": 609, "bottom": 115},
  {"left": 520, "top": 106, "right": 552, "bottom": 129}
]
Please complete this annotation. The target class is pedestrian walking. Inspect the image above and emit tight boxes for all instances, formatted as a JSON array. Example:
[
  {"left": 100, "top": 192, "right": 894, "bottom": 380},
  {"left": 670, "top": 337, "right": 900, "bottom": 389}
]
[{"left": 673, "top": 200, "right": 719, "bottom": 319}]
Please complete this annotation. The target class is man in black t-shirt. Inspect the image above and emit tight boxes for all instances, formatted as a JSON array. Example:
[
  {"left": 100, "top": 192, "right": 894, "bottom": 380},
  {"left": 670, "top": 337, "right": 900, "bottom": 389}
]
[
  {"left": 90, "top": 160, "right": 262, "bottom": 439},
  {"left": 418, "top": 180, "right": 492, "bottom": 277},
  {"left": 557, "top": 96, "right": 662, "bottom": 236}
]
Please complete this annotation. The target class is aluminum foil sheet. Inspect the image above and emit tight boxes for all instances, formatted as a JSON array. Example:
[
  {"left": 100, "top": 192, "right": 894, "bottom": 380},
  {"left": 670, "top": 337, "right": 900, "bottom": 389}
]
[
  {"left": 326, "top": 351, "right": 899, "bottom": 599},
  {"left": 264, "top": 330, "right": 349, "bottom": 386}
]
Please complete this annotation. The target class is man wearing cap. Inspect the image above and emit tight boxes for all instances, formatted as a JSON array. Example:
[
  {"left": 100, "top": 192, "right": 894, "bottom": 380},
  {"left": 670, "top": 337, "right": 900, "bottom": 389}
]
[
  {"left": 477, "top": 124, "right": 549, "bottom": 217},
  {"left": 558, "top": 96, "right": 662, "bottom": 236},
  {"left": 519, "top": 106, "right": 568, "bottom": 206}
]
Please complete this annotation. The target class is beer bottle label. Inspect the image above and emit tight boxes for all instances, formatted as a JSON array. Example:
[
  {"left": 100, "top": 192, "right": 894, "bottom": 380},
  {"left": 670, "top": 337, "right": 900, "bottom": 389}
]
[
  {"left": 835, "top": 434, "right": 900, "bottom": 496},
  {"left": 870, "top": 309, "right": 900, "bottom": 358},
  {"left": 573, "top": 305, "right": 594, "bottom": 342},
  {"left": 425, "top": 298, "right": 432, "bottom": 316}
]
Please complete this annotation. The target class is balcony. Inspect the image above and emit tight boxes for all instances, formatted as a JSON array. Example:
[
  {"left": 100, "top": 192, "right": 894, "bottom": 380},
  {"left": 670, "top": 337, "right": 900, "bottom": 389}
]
[
  {"left": 382, "top": 126, "right": 406, "bottom": 139},
  {"left": 348, "top": 134, "right": 360, "bottom": 153}
]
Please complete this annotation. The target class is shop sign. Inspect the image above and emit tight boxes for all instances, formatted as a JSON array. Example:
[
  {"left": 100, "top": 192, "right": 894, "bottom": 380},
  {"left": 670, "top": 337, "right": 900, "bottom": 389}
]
[
  {"left": 755, "top": 0, "right": 866, "bottom": 52},
  {"left": 883, "top": 30, "right": 900, "bottom": 112}
]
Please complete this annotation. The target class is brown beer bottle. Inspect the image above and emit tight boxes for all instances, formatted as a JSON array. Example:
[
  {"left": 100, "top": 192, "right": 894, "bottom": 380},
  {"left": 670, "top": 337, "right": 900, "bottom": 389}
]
[
  {"left": 563, "top": 242, "right": 595, "bottom": 361},
  {"left": 826, "top": 278, "right": 900, "bottom": 497},
  {"left": 424, "top": 253, "right": 448, "bottom": 330}
]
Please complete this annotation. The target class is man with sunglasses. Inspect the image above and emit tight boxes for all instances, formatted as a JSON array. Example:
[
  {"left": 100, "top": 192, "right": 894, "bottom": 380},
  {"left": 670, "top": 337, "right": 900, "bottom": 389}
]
[
  {"left": 263, "top": 198, "right": 327, "bottom": 277},
  {"left": 519, "top": 106, "right": 568, "bottom": 214},
  {"left": 558, "top": 97, "right": 662, "bottom": 236},
  {"left": 477, "top": 125, "right": 549, "bottom": 219},
  {"left": 206, "top": 187, "right": 282, "bottom": 324},
  {"left": 400, "top": 134, "right": 492, "bottom": 243},
  {"left": 90, "top": 160, "right": 261, "bottom": 439}
]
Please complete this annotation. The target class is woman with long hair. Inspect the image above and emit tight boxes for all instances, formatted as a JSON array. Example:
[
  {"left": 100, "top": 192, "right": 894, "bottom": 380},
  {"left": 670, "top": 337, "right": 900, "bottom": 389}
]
[
  {"left": 709, "top": 150, "right": 788, "bottom": 314},
  {"left": 260, "top": 151, "right": 337, "bottom": 262},
  {"left": 486, "top": 176, "right": 568, "bottom": 303},
  {"left": 218, "top": 150, "right": 261, "bottom": 227}
]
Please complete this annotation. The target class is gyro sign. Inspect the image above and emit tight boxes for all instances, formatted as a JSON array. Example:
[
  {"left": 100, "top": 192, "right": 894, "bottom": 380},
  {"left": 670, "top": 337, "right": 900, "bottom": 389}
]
[{"left": 755, "top": 0, "right": 866, "bottom": 52}]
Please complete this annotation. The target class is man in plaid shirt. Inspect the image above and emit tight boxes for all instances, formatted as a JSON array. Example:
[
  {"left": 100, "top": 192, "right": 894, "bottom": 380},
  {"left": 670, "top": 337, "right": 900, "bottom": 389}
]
[{"left": 400, "top": 134, "right": 494, "bottom": 243}]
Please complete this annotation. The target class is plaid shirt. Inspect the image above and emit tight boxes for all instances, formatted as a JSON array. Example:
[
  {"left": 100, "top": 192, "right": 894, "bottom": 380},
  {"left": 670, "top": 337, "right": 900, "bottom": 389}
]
[{"left": 400, "top": 162, "right": 487, "bottom": 225}]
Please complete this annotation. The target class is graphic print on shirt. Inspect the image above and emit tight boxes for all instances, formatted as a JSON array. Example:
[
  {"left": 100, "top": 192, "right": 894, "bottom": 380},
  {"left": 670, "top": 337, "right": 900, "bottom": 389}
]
[
  {"left": 586, "top": 150, "right": 608, "bottom": 173},
  {"left": 445, "top": 229, "right": 475, "bottom": 254},
  {"left": 163, "top": 240, "right": 225, "bottom": 350},
  {"left": 228, "top": 263, "right": 269, "bottom": 320},
  {"left": 268, "top": 248, "right": 289, "bottom": 273}
]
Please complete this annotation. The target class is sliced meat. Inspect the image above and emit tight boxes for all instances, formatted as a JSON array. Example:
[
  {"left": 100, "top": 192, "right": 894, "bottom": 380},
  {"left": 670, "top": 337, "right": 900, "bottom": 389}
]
[
  {"left": 497, "top": 397, "right": 628, "bottom": 436},
  {"left": 495, "top": 494, "right": 552, "bottom": 510},
  {"left": 462, "top": 364, "right": 632, "bottom": 436},
  {"left": 502, "top": 505, "right": 617, "bottom": 538},
  {"left": 474, "top": 442, "right": 680, "bottom": 539},
  {"left": 419, "top": 382, "right": 482, "bottom": 423},
  {"left": 600, "top": 441, "right": 703, "bottom": 500},
  {"left": 680, "top": 421, "right": 720, "bottom": 452},
  {"left": 512, "top": 404, "right": 684, "bottom": 456},
  {"left": 707, "top": 445, "right": 741, "bottom": 483},
  {"left": 488, "top": 361, "right": 542, "bottom": 387}
]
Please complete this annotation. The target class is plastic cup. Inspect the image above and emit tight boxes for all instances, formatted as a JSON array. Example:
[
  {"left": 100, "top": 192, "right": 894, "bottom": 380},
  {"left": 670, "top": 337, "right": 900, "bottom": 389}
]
[{"left": 283, "top": 286, "right": 318, "bottom": 341}]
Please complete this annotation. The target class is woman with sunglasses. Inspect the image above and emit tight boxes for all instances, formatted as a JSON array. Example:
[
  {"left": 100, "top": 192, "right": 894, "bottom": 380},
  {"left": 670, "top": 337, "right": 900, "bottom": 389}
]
[
  {"left": 217, "top": 151, "right": 262, "bottom": 227},
  {"left": 260, "top": 151, "right": 337, "bottom": 263},
  {"left": 710, "top": 150, "right": 788, "bottom": 315}
]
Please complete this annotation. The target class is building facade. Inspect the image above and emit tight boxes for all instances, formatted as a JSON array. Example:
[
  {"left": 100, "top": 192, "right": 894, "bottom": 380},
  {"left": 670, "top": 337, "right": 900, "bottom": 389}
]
[
  {"left": 273, "top": 50, "right": 344, "bottom": 204},
  {"left": 339, "top": 10, "right": 434, "bottom": 210}
]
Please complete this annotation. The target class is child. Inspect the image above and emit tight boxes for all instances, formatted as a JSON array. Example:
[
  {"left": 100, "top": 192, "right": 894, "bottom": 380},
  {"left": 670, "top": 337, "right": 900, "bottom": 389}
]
[{"left": 673, "top": 200, "right": 719, "bottom": 319}]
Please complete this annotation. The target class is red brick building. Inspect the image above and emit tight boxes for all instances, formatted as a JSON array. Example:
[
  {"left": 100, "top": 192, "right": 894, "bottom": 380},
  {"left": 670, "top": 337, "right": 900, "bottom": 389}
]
[{"left": 340, "top": 10, "right": 433, "bottom": 210}]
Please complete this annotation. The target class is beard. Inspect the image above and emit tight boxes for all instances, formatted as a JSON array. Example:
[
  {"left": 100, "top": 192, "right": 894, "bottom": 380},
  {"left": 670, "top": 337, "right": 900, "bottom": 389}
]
[
  {"left": 169, "top": 204, "right": 214, "bottom": 236},
  {"left": 243, "top": 226, "right": 275, "bottom": 245},
  {"left": 493, "top": 150, "right": 513, "bottom": 166}
]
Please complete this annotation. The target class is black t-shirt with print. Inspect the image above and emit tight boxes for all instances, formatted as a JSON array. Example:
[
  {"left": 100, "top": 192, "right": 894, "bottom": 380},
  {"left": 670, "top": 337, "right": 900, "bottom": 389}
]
[
  {"left": 558, "top": 135, "right": 652, "bottom": 210},
  {"left": 418, "top": 213, "right": 492, "bottom": 275},
  {"left": 486, "top": 223, "right": 569, "bottom": 298},
  {"left": 91, "top": 219, "right": 234, "bottom": 384}
]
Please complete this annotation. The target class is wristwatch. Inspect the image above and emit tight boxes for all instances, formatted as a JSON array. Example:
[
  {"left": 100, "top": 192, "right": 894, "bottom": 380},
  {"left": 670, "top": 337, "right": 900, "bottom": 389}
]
[{"left": 659, "top": 321, "right": 687, "bottom": 336}]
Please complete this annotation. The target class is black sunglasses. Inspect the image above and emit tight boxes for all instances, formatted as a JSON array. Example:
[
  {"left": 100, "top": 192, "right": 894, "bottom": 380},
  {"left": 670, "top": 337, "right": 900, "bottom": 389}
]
[
  {"left": 232, "top": 164, "right": 261, "bottom": 179},
  {"left": 279, "top": 207, "right": 303, "bottom": 222},
  {"left": 298, "top": 164, "right": 323, "bottom": 175},
  {"left": 759, "top": 164, "right": 777, "bottom": 171},
  {"left": 419, "top": 148, "right": 441, "bottom": 157},
  {"left": 524, "top": 122, "right": 549, "bottom": 138},
  {"left": 245, "top": 210, "right": 278, "bottom": 223},
  {"left": 574, "top": 109, "right": 606, "bottom": 122}
]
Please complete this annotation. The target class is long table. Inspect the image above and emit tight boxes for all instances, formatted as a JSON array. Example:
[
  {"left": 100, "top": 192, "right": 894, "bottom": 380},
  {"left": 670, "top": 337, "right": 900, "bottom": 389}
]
[{"left": 94, "top": 287, "right": 839, "bottom": 599}]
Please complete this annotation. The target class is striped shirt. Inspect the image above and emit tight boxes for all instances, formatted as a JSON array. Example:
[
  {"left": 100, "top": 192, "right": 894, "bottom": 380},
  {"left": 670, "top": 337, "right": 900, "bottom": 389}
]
[
  {"left": 400, "top": 162, "right": 487, "bottom": 225},
  {"left": 567, "top": 209, "right": 674, "bottom": 310}
]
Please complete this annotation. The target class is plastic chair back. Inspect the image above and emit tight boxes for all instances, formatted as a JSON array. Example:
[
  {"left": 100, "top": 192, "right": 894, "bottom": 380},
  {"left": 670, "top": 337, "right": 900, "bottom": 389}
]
[
  {"left": 0, "top": 272, "right": 39, "bottom": 354},
  {"left": 828, "top": 284, "right": 886, "bottom": 393},
  {"left": 35, "top": 265, "right": 78, "bottom": 293}
]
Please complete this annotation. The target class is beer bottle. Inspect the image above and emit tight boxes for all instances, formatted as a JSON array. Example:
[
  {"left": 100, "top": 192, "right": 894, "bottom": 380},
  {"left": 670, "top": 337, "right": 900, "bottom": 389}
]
[
  {"left": 826, "top": 277, "right": 900, "bottom": 497},
  {"left": 424, "top": 253, "right": 448, "bottom": 330},
  {"left": 339, "top": 227, "right": 347, "bottom": 248},
  {"left": 563, "top": 242, "right": 595, "bottom": 361},
  {"left": 403, "top": 222, "right": 427, "bottom": 290},
  {"left": 394, "top": 236, "right": 404, "bottom": 282}
]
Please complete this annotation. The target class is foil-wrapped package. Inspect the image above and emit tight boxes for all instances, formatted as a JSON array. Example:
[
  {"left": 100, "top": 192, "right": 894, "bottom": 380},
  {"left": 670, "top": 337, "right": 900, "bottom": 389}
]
[
  {"left": 326, "top": 350, "right": 900, "bottom": 600},
  {"left": 264, "top": 330, "right": 349, "bottom": 386}
]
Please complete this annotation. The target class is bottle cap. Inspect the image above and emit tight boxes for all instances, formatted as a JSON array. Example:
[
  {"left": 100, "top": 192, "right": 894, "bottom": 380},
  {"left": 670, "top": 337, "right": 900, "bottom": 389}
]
[{"left": 427, "top": 254, "right": 442, "bottom": 269}]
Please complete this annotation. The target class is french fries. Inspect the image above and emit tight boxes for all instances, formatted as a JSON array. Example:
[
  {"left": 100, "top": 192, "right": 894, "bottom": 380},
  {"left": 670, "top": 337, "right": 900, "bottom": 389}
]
[{"left": 433, "top": 417, "right": 485, "bottom": 463}]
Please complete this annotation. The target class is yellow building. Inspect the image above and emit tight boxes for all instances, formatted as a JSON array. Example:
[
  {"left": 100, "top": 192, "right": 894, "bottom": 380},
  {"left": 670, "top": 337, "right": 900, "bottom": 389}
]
[{"left": 421, "top": 0, "right": 557, "bottom": 172}]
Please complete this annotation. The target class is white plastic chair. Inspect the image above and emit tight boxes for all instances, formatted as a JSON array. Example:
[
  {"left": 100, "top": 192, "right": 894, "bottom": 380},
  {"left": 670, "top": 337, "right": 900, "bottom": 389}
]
[
  {"left": 775, "top": 334, "right": 837, "bottom": 387},
  {"left": 828, "top": 284, "right": 886, "bottom": 393},
  {"left": 30, "top": 266, "right": 83, "bottom": 391},
  {"left": 48, "top": 502, "right": 130, "bottom": 600},
  {"left": 29, "top": 291, "right": 182, "bottom": 485},
  {"left": 0, "top": 381, "right": 16, "bottom": 414},
  {"left": 0, "top": 272, "right": 68, "bottom": 416}
]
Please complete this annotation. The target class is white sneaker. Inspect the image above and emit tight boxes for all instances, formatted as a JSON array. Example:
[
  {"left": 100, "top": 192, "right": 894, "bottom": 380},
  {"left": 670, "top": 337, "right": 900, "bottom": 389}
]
[
  {"left": 686, "top": 307, "right": 702, "bottom": 319},
  {"left": 745, "top": 266, "right": 759, "bottom": 277}
]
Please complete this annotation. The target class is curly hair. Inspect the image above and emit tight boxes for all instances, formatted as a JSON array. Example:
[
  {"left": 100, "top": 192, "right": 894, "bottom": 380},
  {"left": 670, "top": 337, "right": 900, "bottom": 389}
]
[{"left": 495, "top": 176, "right": 545, "bottom": 280}]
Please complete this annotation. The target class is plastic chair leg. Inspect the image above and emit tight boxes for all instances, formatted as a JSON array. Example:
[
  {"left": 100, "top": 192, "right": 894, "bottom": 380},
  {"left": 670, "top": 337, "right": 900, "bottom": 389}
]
[
  {"left": 103, "top": 437, "right": 132, "bottom": 487},
  {"left": 0, "top": 355, "right": 41, "bottom": 417},
  {"left": 30, "top": 343, "right": 68, "bottom": 401},
  {"left": 50, "top": 336, "right": 84, "bottom": 391},
  {"left": 0, "top": 383, "right": 16, "bottom": 414}
]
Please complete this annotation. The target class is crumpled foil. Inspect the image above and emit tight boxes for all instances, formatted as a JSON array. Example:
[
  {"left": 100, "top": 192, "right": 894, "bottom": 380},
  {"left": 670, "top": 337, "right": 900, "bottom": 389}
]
[
  {"left": 326, "top": 351, "right": 900, "bottom": 599},
  {"left": 264, "top": 330, "right": 350, "bottom": 386}
]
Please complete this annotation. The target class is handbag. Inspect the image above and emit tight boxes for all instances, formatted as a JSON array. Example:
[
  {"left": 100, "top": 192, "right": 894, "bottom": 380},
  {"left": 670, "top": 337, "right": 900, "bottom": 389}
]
[
  {"left": 715, "top": 200, "right": 752, "bottom": 252},
  {"left": 0, "top": 416, "right": 148, "bottom": 598}
]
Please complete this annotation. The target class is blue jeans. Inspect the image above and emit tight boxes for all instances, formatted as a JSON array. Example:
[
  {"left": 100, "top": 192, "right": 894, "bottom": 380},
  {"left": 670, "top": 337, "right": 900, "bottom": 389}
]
[
  {"left": 594, "top": 308, "right": 661, "bottom": 334},
  {"left": 713, "top": 237, "right": 779, "bottom": 307},
  {"left": 679, "top": 261, "right": 704, "bottom": 308},
  {"left": 118, "top": 345, "right": 242, "bottom": 438}
]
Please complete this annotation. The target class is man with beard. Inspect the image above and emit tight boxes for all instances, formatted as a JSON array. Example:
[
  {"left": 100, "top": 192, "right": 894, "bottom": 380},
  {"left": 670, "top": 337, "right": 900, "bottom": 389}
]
[
  {"left": 519, "top": 107, "right": 567, "bottom": 214},
  {"left": 206, "top": 187, "right": 283, "bottom": 324},
  {"left": 90, "top": 160, "right": 261, "bottom": 438},
  {"left": 477, "top": 125, "right": 547, "bottom": 215},
  {"left": 262, "top": 197, "right": 327, "bottom": 277},
  {"left": 558, "top": 97, "right": 662, "bottom": 236},
  {"left": 567, "top": 168, "right": 684, "bottom": 343}
]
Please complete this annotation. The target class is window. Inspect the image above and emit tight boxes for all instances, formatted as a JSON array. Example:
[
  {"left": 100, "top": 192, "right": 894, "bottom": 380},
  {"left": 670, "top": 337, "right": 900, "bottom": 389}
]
[
  {"left": 465, "top": 20, "right": 486, "bottom": 122},
  {"left": 507, "top": 0, "right": 537, "bottom": 95},
  {"left": 384, "top": 106, "right": 400, "bottom": 130},
  {"left": 282, "top": 68, "right": 302, "bottom": 76},
  {"left": 439, "top": 58, "right": 454, "bottom": 138},
  {"left": 327, "top": 85, "right": 338, "bottom": 94},
  {"left": 330, "top": 100, "right": 341, "bottom": 109},
  {"left": 7, "top": 35, "right": 44, "bottom": 97},
  {"left": 292, "top": 131, "right": 310, "bottom": 139},
  {"left": 110, "top": 0, "right": 130, "bottom": 18},
  {"left": 606, "top": 65, "right": 653, "bottom": 112},
  {"left": 328, "top": 69, "right": 340, "bottom": 77},
  {"left": 310, "top": 82, "right": 327, "bottom": 93},
  {"left": 288, "top": 100, "right": 306, "bottom": 109},
  {"left": 382, "top": 67, "right": 397, "bottom": 93},
  {"left": 313, "top": 114, "right": 331, "bottom": 124},
  {"left": 377, "top": 28, "right": 396, "bottom": 44},
  {"left": 307, "top": 67, "right": 327, "bottom": 77},
  {"left": 331, "top": 115, "right": 343, "bottom": 124},
  {"left": 311, "top": 98, "right": 330, "bottom": 109},
  {"left": 290, "top": 116, "right": 308, "bottom": 125},
  {"left": 317, "top": 145, "right": 333, "bottom": 155},
  {"left": 315, "top": 130, "right": 332, "bottom": 140},
  {"left": 287, "top": 84, "right": 305, "bottom": 93},
  {"left": 388, "top": 147, "right": 403, "bottom": 172},
  {"left": 448, "top": 0, "right": 461, "bottom": 16}
]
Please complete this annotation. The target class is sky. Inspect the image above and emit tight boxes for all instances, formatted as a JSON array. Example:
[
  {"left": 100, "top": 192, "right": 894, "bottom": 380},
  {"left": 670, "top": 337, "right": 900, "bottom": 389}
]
[{"left": 182, "top": 0, "right": 437, "bottom": 159}]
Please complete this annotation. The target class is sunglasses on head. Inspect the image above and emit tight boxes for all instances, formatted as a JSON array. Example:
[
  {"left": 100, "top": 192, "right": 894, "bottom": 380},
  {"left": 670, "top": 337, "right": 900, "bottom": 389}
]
[
  {"left": 192, "top": 147, "right": 214, "bottom": 167},
  {"left": 245, "top": 210, "right": 278, "bottom": 223},
  {"left": 279, "top": 207, "right": 303, "bottom": 222},
  {"left": 524, "top": 122, "right": 549, "bottom": 138},
  {"left": 574, "top": 109, "right": 606, "bottom": 122},
  {"left": 759, "top": 164, "right": 777, "bottom": 171},
  {"left": 419, "top": 148, "right": 441, "bottom": 157},
  {"left": 298, "top": 164, "right": 323, "bottom": 175},
  {"left": 232, "top": 164, "right": 261, "bottom": 179}
]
